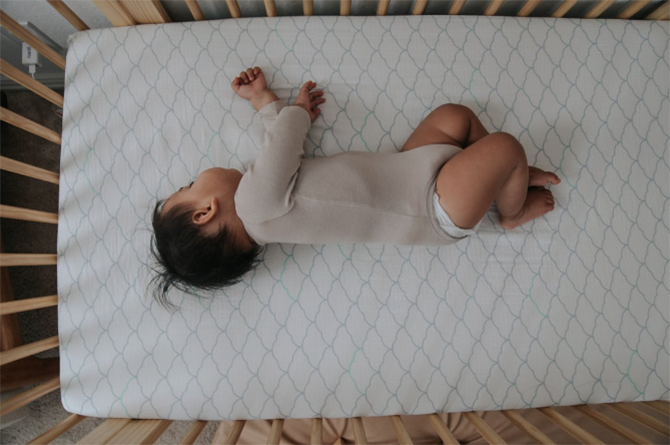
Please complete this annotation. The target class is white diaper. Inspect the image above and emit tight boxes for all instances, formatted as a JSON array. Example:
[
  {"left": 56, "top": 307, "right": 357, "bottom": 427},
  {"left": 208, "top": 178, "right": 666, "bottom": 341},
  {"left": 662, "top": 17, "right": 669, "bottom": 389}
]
[{"left": 433, "top": 192, "right": 481, "bottom": 239}]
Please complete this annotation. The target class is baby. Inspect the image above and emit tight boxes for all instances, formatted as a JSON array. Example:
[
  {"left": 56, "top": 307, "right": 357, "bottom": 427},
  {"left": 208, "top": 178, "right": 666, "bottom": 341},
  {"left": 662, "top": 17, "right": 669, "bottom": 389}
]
[{"left": 151, "top": 67, "right": 560, "bottom": 309}]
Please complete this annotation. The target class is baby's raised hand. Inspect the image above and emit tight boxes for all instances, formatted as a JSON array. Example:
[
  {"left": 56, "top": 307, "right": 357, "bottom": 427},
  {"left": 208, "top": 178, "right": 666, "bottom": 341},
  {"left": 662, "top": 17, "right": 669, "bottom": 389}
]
[
  {"left": 231, "top": 67, "right": 268, "bottom": 100},
  {"left": 294, "top": 81, "right": 325, "bottom": 122}
]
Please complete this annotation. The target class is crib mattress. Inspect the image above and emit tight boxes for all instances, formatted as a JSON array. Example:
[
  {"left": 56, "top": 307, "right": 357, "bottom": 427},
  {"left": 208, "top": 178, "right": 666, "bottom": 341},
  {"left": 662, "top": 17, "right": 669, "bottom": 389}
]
[{"left": 58, "top": 15, "right": 669, "bottom": 420}]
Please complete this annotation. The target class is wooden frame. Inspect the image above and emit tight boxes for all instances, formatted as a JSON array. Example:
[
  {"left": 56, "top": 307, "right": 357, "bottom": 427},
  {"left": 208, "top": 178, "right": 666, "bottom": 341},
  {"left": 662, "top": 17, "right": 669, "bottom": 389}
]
[{"left": 0, "top": 0, "right": 668, "bottom": 443}]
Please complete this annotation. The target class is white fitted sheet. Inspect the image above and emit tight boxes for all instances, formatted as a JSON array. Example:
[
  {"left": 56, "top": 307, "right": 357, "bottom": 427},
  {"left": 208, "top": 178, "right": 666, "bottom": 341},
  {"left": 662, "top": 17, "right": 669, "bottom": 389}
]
[{"left": 58, "top": 16, "right": 669, "bottom": 419}]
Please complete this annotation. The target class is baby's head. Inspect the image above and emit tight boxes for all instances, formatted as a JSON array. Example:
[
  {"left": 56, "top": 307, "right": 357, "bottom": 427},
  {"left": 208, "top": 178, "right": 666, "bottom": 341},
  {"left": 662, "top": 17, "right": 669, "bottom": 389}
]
[{"left": 150, "top": 167, "right": 263, "bottom": 309}]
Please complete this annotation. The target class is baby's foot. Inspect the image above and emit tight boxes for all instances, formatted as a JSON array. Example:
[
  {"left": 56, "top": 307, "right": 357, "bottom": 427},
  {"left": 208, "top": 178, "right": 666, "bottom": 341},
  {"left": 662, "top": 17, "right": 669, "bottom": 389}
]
[
  {"left": 500, "top": 187, "right": 555, "bottom": 230},
  {"left": 529, "top": 166, "right": 561, "bottom": 187}
]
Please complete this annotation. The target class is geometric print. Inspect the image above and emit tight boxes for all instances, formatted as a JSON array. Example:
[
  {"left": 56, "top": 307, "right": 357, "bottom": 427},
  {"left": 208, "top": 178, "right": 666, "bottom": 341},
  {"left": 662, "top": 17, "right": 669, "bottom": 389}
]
[{"left": 58, "top": 16, "right": 669, "bottom": 419}]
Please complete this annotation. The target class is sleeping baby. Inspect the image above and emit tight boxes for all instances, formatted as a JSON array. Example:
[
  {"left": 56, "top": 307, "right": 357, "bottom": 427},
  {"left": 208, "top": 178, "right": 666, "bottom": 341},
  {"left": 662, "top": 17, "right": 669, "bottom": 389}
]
[{"left": 150, "top": 66, "right": 560, "bottom": 309}]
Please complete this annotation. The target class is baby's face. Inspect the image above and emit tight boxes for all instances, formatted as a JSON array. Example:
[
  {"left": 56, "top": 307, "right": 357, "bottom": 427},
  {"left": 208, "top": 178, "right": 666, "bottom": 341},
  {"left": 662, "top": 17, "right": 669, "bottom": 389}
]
[{"left": 162, "top": 167, "right": 243, "bottom": 216}]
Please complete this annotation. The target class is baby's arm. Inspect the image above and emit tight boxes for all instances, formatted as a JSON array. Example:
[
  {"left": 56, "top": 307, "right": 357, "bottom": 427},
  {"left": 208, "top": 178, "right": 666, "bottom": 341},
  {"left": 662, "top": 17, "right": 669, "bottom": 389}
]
[
  {"left": 231, "top": 67, "right": 325, "bottom": 121},
  {"left": 231, "top": 67, "right": 279, "bottom": 111}
]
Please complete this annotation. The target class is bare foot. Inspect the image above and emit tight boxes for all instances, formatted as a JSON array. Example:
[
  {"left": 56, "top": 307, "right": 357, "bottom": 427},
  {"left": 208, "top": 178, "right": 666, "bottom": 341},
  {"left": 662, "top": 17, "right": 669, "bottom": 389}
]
[
  {"left": 529, "top": 166, "right": 561, "bottom": 187},
  {"left": 500, "top": 187, "right": 555, "bottom": 230}
]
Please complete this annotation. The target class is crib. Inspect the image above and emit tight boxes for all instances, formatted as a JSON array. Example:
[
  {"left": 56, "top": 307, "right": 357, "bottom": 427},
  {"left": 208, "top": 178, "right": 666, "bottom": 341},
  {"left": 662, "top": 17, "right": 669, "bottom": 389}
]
[{"left": 1, "top": 0, "right": 669, "bottom": 443}]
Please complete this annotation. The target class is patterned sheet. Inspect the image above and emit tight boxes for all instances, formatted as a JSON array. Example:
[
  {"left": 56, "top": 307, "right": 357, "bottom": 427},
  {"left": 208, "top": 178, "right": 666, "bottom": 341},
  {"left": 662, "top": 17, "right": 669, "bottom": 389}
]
[{"left": 58, "top": 16, "right": 669, "bottom": 420}]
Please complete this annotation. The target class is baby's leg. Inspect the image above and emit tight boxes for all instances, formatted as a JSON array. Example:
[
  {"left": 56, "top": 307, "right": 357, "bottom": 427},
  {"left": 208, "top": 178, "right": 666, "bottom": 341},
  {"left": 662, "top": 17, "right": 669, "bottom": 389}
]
[
  {"left": 435, "top": 132, "right": 555, "bottom": 230},
  {"left": 401, "top": 104, "right": 489, "bottom": 152}
]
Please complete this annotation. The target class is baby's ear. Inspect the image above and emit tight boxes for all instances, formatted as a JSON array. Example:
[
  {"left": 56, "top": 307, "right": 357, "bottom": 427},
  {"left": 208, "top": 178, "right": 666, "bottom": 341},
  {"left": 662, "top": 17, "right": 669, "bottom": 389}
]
[{"left": 192, "top": 197, "right": 219, "bottom": 226}]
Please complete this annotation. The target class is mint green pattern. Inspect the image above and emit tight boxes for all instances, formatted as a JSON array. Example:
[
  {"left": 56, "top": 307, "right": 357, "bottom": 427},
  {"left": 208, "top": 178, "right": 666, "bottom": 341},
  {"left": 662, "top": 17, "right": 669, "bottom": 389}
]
[{"left": 58, "top": 16, "right": 669, "bottom": 420}]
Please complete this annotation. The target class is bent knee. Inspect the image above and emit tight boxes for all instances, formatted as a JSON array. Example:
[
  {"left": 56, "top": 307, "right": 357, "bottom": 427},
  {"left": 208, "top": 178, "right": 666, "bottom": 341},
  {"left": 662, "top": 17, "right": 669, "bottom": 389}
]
[
  {"left": 434, "top": 103, "right": 475, "bottom": 119},
  {"left": 487, "top": 132, "right": 525, "bottom": 156},
  {"left": 475, "top": 132, "right": 527, "bottom": 166}
]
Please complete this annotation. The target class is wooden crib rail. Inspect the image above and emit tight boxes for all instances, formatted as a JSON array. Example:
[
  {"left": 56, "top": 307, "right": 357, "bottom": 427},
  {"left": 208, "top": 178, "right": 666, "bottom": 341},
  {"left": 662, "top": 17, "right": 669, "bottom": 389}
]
[
  {"left": 0, "top": 204, "right": 58, "bottom": 225},
  {"left": 0, "top": 294, "right": 58, "bottom": 315},
  {"left": 0, "top": 155, "right": 59, "bottom": 184},
  {"left": 19, "top": 401, "right": 669, "bottom": 444},
  {"left": 46, "top": 0, "right": 669, "bottom": 24},
  {"left": 0, "top": 106, "right": 61, "bottom": 145},
  {"left": 0, "top": 59, "right": 63, "bottom": 107},
  {"left": 45, "top": 0, "right": 90, "bottom": 31},
  {"left": 0, "top": 10, "right": 65, "bottom": 69},
  {"left": 572, "top": 405, "right": 652, "bottom": 445}
]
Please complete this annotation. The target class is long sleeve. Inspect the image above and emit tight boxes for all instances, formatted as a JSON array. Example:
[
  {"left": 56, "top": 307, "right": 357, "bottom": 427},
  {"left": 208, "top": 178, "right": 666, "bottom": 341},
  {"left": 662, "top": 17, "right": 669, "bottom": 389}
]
[
  {"left": 258, "top": 99, "right": 286, "bottom": 129},
  {"left": 234, "top": 100, "right": 312, "bottom": 224}
]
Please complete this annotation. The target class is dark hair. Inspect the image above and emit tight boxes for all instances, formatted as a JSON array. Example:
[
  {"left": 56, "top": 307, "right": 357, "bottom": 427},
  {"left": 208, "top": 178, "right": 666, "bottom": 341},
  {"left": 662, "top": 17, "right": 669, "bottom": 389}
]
[{"left": 149, "top": 199, "right": 264, "bottom": 310}]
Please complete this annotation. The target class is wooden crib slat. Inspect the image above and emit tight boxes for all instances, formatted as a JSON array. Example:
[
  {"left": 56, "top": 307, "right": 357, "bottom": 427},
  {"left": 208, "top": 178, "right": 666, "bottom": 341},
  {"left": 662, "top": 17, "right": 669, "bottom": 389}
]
[
  {"left": 0, "top": 235, "right": 22, "bottom": 354},
  {"left": 463, "top": 412, "right": 508, "bottom": 445},
  {"left": 303, "top": 0, "right": 314, "bottom": 16},
  {"left": 517, "top": 0, "right": 541, "bottom": 17},
  {"left": 310, "top": 418, "right": 322, "bottom": 445},
  {"left": 0, "top": 294, "right": 58, "bottom": 315},
  {"left": 0, "top": 204, "right": 58, "bottom": 225},
  {"left": 106, "top": 419, "right": 173, "bottom": 444},
  {"left": 179, "top": 420, "right": 208, "bottom": 445},
  {"left": 226, "top": 0, "right": 242, "bottom": 18},
  {"left": 184, "top": 0, "right": 205, "bottom": 21},
  {"left": 267, "top": 419, "right": 284, "bottom": 445},
  {"left": 572, "top": 405, "right": 652, "bottom": 445},
  {"left": 27, "top": 413, "right": 87, "bottom": 445},
  {"left": 427, "top": 414, "right": 460, "bottom": 445},
  {"left": 92, "top": 0, "right": 136, "bottom": 26},
  {"left": 617, "top": 0, "right": 652, "bottom": 19},
  {"left": 377, "top": 0, "right": 390, "bottom": 16},
  {"left": 412, "top": 0, "right": 428, "bottom": 15},
  {"left": 646, "top": 1, "right": 669, "bottom": 19},
  {"left": 45, "top": 0, "right": 90, "bottom": 31},
  {"left": 0, "top": 106, "right": 61, "bottom": 145},
  {"left": 0, "top": 253, "right": 58, "bottom": 267},
  {"left": 644, "top": 400, "right": 670, "bottom": 415},
  {"left": 264, "top": 0, "right": 277, "bottom": 17},
  {"left": 551, "top": 0, "right": 578, "bottom": 17},
  {"left": 0, "top": 335, "right": 59, "bottom": 366},
  {"left": 212, "top": 420, "right": 246, "bottom": 445},
  {"left": 389, "top": 416, "right": 414, "bottom": 445},
  {"left": 341, "top": 0, "right": 352, "bottom": 16},
  {"left": 606, "top": 403, "right": 670, "bottom": 436},
  {"left": 584, "top": 0, "right": 616, "bottom": 18},
  {"left": 351, "top": 417, "right": 368, "bottom": 445},
  {"left": 119, "top": 0, "right": 171, "bottom": 24},
  {"left": 500, "top": 410, "right": 556, "bottom": 445},
  {"left": 483, "top": 0, "right": 504, "bottom": 16},
  {"left": 0, "top": 376, "right": 59, "bottom": 416},
  {"left": 449, "top": 0, "right": 466, "bottom": 15},
  {"left": 538, "top": 407, "right": 605, "bottom": 445},
  {"left": 0, "top": 59, "right": 64, "bottom": 107},
  {"left": 0, "top": 155, "right": 59, "bottom": 184},
  {"left": 77, "top": 419, "right": 132, "bottom": 445},
  {"left": 0, "top": 10, "right": 66, "bottom": 70}
]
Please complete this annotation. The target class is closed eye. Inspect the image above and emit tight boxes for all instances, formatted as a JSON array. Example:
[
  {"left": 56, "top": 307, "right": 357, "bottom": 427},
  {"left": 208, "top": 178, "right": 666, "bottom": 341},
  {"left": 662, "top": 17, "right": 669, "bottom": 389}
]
[{"left": 178, "top": 181, "right": 194, "bottom": 192}]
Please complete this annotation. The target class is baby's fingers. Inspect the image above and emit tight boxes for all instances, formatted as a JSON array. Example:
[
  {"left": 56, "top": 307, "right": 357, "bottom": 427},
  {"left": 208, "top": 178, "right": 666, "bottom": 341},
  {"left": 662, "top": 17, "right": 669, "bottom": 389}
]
[
  {"left": 239, "top": 71, "right": 251, "bottom": 83},
  {"left": 301, "top": 80, "right": 317, "bottom": 90},
  {"left": 246, "top": 68, "right": 256, "bottom": 81}
]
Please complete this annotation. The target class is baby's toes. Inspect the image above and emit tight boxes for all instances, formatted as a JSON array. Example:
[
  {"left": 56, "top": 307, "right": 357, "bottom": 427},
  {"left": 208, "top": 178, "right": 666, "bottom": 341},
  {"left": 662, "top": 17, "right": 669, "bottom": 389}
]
[{"left": 547, "top": 192, "right": 556, "bottom": 207}]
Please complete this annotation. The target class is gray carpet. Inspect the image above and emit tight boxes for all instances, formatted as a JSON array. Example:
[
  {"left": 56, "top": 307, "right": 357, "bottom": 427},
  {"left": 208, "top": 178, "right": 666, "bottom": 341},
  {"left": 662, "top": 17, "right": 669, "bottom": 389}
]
[{"left": 0, "top": 91, "right": 222, "bottom": 444}]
